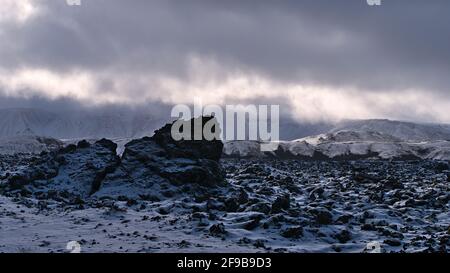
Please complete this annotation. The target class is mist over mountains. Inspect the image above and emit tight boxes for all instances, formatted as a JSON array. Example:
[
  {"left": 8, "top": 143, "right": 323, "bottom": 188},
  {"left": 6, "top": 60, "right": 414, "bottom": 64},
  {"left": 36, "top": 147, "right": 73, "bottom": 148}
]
[
  {"left": 0, "top": 108, "right": 165, "bottom": 139},
  {"left": 0, "top": 107, "right": 334, "bottom": 141}
]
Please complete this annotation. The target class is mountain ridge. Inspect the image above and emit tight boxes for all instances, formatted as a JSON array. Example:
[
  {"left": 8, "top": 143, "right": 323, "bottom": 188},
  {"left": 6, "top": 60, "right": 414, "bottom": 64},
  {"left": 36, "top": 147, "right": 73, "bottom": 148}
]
[
  {"left": 1, "top": 108, "right": 450, "bottom": 160},
  {"left": 0, "top": 107, "right": 162, "bottom": 139},
  {"left": 223, "top": 119, "right": 450, "bottom": 160}
]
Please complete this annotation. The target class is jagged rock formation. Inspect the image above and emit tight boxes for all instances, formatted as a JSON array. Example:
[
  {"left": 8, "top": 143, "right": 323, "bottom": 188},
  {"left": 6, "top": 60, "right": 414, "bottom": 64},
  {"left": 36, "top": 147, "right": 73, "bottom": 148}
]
[
  {"left": 97, "top": 116, "right": 224, "bottom": 198},
  {"left": 3, "top": 139, "right": 120, "bottom": 199},
  {"left": 1, "top": 117, "right": 225, "bottom": 201}
]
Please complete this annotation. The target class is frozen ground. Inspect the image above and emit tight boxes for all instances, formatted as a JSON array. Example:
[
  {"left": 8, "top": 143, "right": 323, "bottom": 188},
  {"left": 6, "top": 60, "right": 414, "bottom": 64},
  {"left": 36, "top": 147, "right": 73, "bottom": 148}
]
[
  {"left": 1, "top": 157, "right": 449, "bottom": 253},
  {"left": 0, "top": 195, "right": 252, "bottom": 253}
]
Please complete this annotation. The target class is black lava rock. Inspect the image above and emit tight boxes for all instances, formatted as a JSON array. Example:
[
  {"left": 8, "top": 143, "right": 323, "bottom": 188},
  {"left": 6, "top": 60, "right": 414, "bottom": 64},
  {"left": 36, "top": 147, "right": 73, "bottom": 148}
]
[
  {"left": 384, "top": 239, "right": 402, "bottom": 247},
  {"left": 271, "top": 195, "right": 291, "bottom": 213},
  {"left": 3, "top": 116, "right": 226, "bottom": 201},
  {"left": 312, "top": 208, "right": 333, "bottom": 225},
  {"left": 336, "top": 230, "right": 352, "bottom": 243},
  {"left": 224, "top": 198, "right": 240, "bottom": 212},
  {"left": 281, "top": 227, "right": 303, "bottom": 239},
  {"left": 209, "top": 223, "right": 227, "bottom": 236},
  {"left": 77, "top": 140, "right": 91, "bottom": 149},
  {"left": 151, "top": 116, "right": 223, "bottom": 161}
]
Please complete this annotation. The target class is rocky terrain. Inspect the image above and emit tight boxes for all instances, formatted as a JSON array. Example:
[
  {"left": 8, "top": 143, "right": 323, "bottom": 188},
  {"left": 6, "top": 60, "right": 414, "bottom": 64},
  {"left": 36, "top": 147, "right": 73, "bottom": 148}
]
[
  {"left": 0, "top": 117, "right": 449, "bottom": 253},
  {"left": 223, "top": 119, "right": 450, "bottom": 161},
  {"left": 223, "top": 137, "right": 450, "bottom": 161},
  {"left": 0, "top": 116, "right": 224, "bottom": 200}
]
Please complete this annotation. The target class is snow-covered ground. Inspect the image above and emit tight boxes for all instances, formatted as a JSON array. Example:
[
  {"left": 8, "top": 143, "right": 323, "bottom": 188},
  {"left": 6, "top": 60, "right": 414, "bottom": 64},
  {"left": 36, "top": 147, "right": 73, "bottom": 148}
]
[
  {"left": 0, "top": 195, "right": 254, "bottom": 253},
  {"left": 1, "top": 157, "right": 449, "bottom": 253}
]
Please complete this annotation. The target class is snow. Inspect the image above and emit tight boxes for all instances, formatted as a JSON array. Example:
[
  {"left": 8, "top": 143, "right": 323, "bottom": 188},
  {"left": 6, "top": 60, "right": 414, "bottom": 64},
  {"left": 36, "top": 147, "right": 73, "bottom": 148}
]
[
  {"left": 287, "top": 141, "right": 315, "bottom": 157},
  {"left": 0, "top": 195, "right": 253, "bottom": 253},
  {"left": 223, "top": 140, "right": 450, "bottom": 160},
  {"left": 223, "top": 141, "right": 267, "bottom": 158}
]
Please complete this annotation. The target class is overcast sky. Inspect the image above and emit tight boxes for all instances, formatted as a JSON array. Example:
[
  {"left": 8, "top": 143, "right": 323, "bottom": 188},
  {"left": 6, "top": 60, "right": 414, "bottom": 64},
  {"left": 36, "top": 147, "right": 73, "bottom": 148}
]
[{"left": 0, "top": 0, "right": 449, "bottom": 123}]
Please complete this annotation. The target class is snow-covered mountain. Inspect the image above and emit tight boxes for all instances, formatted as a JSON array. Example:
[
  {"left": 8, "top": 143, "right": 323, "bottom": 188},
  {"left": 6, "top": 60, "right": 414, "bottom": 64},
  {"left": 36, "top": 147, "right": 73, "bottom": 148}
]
[
  {"left": 0, "top": 108, "right": 162, "bottom": 139},
  {"left": 331, "top": 119, "right": 450, "bottom": 142},
  {"left": 0, "top": 135, "right": 63, "bottom": 155},
  {"left": 224, "top": 119, "right": 450, "bottom": 160}
]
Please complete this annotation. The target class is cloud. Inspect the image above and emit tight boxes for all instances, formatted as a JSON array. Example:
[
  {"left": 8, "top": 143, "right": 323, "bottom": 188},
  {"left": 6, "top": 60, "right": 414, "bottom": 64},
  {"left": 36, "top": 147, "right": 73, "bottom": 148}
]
[
  {"left": 1, "top": 57, "right": 449, "bottom": 124},
  {"left": 0, "top": 0, "right": 40, "bottom": 24},
  {"left": 0, "top": 0, "right": 449, "bottom": 123}
]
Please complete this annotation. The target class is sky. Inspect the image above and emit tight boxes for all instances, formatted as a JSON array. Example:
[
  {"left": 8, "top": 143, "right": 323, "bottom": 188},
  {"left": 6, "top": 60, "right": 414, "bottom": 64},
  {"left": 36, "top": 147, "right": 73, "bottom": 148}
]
[{"left": 0, "top": 0, "right": 449, "bottom": 123}]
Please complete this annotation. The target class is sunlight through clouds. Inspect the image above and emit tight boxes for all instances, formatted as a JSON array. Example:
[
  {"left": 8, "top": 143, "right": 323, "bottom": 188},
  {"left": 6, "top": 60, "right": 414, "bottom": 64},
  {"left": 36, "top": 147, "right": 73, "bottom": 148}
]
[{"left": 0, "top": 0, "right": 40, "bottom": 23}]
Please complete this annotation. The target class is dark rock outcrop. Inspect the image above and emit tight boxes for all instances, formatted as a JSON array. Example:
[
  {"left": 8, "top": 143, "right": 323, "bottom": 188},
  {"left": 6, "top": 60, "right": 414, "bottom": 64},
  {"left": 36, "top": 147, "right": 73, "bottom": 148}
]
[
  {"left": 4, "top": 139, "right": 120, "bottom": 198},
  {"left": 311, "top": 208, "right": 333, "bottom": 225},
  {"left": 2, "top": 117, "right": 225, "bottom": 201},
  {"left": 96, "top": 116, "right": 225, "bottom": 197},
  {"left": 151, "top": 116, "right": 223, "bottom": 161}
]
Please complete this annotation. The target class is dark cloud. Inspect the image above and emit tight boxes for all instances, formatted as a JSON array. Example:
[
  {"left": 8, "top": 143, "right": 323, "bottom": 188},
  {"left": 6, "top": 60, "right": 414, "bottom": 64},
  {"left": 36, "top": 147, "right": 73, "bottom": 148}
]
[{"left": 0, "top": 0, "right": 449, "bottom": 122}]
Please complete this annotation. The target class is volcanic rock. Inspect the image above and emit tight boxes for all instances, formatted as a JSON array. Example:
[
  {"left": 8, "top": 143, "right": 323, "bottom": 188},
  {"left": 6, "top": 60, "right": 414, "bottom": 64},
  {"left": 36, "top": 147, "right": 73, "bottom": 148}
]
[
  {"left": 281, "top": 226, "right": 303, "bottom": 239},
  {"left": 3, "top": 117, "right": 225, "bottom": 200}
]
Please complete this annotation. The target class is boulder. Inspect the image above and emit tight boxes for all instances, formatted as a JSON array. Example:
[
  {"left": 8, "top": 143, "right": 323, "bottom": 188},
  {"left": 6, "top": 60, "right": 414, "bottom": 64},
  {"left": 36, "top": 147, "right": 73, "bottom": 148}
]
[
  {"left": 271, "top": 195, "right": 291, "bottom": 213},
  {"left": 209, "top": 223, "right": 227, "bottom": 236},
  {"left": 311, "top": 208, "right": 333, "bottom": 225},
  {"left": 281, "top": 226, "right": 303, "bottom": 239}
]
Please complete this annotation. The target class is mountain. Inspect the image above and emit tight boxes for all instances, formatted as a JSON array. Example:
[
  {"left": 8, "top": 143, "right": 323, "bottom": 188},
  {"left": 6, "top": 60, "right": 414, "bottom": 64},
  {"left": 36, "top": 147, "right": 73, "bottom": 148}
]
[
  {"left": 0, "top": 135, "right": 63, "bottom": 155},
  {"left": 0, "top": 108, "right": 163, "bottom": 139},
  {"left": 331, "top": 119, "right": 450, "bottom": 142},
  {"left": 1, "top": 109, "right": 450, "bottom": 160},
  {"left": 224, "top": 119, "right": 450, "bottom": 160}
]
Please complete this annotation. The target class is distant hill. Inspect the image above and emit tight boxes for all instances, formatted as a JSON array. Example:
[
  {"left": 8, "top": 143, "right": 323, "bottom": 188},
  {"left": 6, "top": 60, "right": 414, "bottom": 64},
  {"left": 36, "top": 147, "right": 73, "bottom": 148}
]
[
  {"left": 1, "top": 108, "right": 450, "bottom": 160},
  {"left": 331, "top": 119, "right": 450, "bottom": 142},
  {"left": 0, "top": 108, "right": 162, "bottom": 139},
  {"left": 224, "top": 119, "right": 450, "bottom": 161}
]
